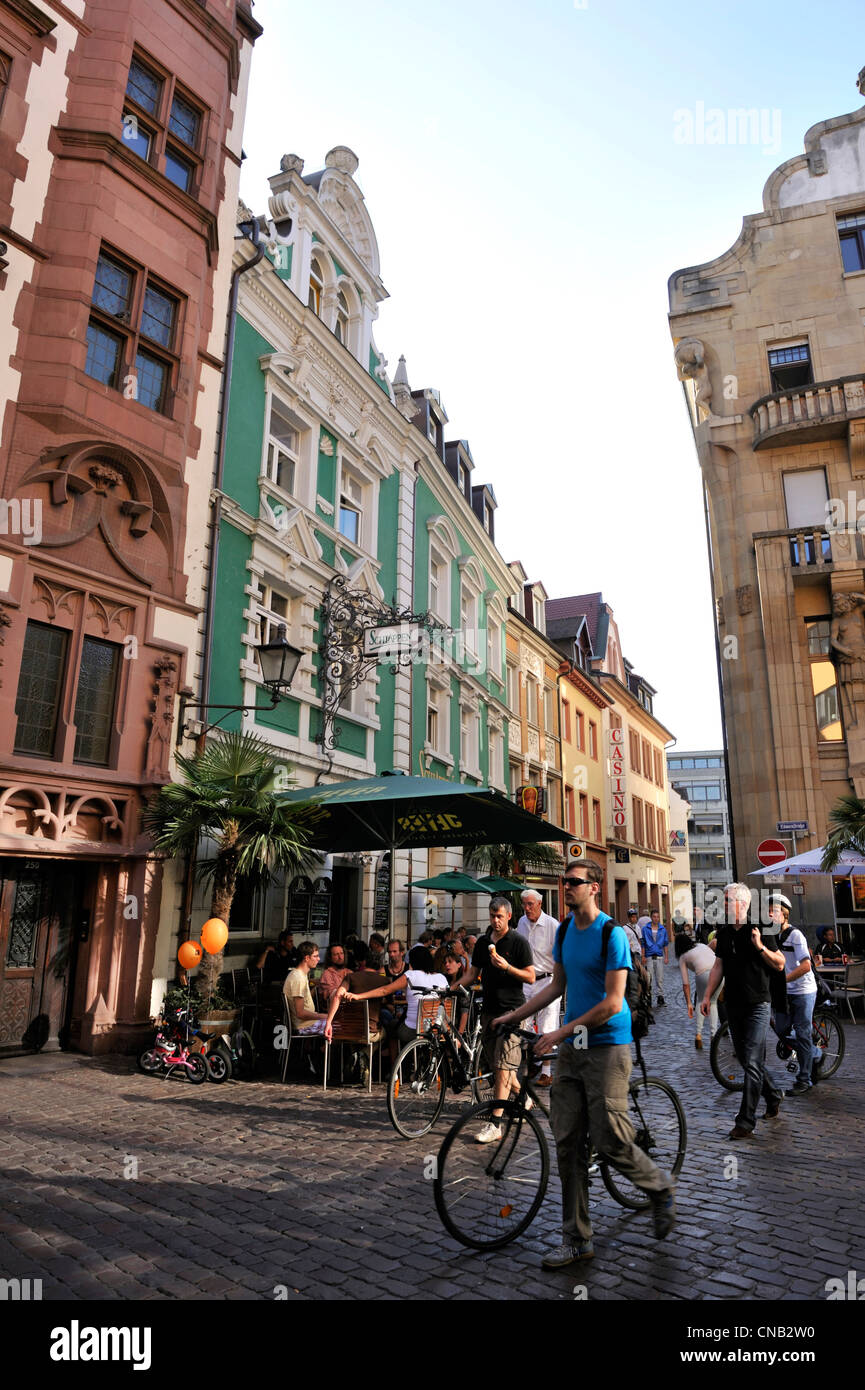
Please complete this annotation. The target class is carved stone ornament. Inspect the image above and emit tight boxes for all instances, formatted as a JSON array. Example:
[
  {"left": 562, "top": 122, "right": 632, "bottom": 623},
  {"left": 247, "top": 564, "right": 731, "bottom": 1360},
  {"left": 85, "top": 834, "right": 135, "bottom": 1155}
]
[
  {"left": 237, "top": 198, "right": 255, "bottom": 223},
  {"left": 145, "top": 656, "right": 178, "bottom": 783},
  {"left": 736, "top": 585, "right": 753, "bottom": 616},
  {"left": 807, "top": 147, "right": 828, "bottom": 176},
  {"left": 279, "top": 153, "right": 305, "bottom": 175},
  {"left": 325, "top": 146, "right": 359, "bottom": 176},
  {"left": 674, "top": 337, "right": 713, "bottom": 420},
  {"left": 716, "top": 595, "right": 725, "bottom": 627},
  {"left": 319, "top": 432, "right": 335, "bottom": 457}
]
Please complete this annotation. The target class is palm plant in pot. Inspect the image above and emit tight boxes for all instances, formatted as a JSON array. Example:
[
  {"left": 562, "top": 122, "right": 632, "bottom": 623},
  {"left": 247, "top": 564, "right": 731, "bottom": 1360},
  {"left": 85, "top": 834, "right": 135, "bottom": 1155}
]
[{"left": 143, "top": 731, "right": 321, "bottom": 1024}]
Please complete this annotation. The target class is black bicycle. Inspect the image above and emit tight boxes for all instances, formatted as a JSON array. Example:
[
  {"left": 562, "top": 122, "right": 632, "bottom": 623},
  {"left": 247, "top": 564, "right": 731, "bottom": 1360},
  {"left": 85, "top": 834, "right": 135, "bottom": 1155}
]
[
  {"left": 387, "top": 985, "right": 492, "bottom": 1139},
  {"left": 710, "top": 1006, "right": 845, "bottom": 1091},
  {"left": 433, "top": 1031, "right": 687, "bottom": 1251}
]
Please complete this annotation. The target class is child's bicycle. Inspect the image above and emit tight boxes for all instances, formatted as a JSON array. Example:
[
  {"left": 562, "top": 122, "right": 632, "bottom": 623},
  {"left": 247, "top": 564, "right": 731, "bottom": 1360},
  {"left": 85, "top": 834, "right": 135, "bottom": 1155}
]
[
  {"left": 387, "top": 985, "right": 492, "bottom": 1139},
  {"left": 137, "top": 1006, "right": 208, "bottom": 1084},
  {"left": 433, "top": 1030, "right": 687, "bottom": 1251}
]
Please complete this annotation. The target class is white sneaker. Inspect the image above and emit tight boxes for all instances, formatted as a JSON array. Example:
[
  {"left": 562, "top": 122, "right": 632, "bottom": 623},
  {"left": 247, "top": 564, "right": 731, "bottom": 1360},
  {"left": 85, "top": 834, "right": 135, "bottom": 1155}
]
[{"left": 475, "top": 1121, "right": 503, "bottom": 1143}]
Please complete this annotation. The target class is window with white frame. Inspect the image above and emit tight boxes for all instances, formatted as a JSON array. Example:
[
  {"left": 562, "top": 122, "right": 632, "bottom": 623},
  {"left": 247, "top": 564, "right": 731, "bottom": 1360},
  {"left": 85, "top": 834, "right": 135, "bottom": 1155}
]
[
  {"left": 426, "top": 681, "right": 449, "bottom": 757},
  {"left": 308, "top": 257, "right": 324, "bottom": 316},
  {"left": 339, "top": 469, "right": 364, "bottom": 546},
  {"left": 506, "top": 662, "right": 518, "bottom": 715},
  {"left": 460, "top": 703, "right": 480, "bottom": 771},
  {"left": 429, "top": 548, "right": 449, "bottom": 622},
  {"left": 335, "top": 289, "right": 349, "bottom": 346},
  {"left": 509, "top": 760, "right": 522, "bottom": 796},
  {"left": 544, "top": 686, "right": 556, "bottom": 733},
  {"left": 487, "top": 617, "right": 500, "bottom": 680},
  {"left": 488, "top": 723, "right": 503, "bottom": 787},
  {"left": 266, "top": 399, "right": 301, "bottom": 495},
  {"left": 526, "top": 675, "right": 539, "bottom": 727},
  {"left": 532, "top": 595, "right": 546, "bottom": 633},
  {"left": 257, "top": 585, "right": 291, "bottom": 647}
]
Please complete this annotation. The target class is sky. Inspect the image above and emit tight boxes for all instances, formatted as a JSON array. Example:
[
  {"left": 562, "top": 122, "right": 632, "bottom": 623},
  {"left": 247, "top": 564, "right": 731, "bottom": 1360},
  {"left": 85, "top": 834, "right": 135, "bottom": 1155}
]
[{"left": 239, "top": 0, "right": 865, "bottom": 749}]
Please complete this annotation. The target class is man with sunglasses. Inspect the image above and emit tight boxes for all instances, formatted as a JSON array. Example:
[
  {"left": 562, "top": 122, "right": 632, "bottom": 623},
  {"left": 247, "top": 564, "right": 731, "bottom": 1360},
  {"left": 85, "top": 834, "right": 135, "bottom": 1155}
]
[{"left": 493, "top": 860, "right": 675, "bottom": 1267}]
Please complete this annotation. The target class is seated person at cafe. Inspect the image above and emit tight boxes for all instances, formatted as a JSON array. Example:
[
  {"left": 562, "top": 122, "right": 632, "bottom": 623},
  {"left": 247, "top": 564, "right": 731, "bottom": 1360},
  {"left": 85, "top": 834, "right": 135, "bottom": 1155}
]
[
  {"left": 257, "top": 929, "right": 298, "bottom": 985},
  {"left": 283, "top": 941, "right": 328, "bottom": 1034},
  {"left": 328, "top": 945, "right": 447, "bottom": 1051},
  {"left": 319, "top": 943, "right": 351, "bottom": 1000},
  {"left": 442, "top": 950, "right": 469, "bottom": 1032},
  {"left": 814, "top": 927, "right": 843, "bottom": 965},
  {"left": 379, "top": 939, "right": 408, "bottom": 1063},
  {"left": 368, "top": 932, "right": 387, "bottom": 970}
]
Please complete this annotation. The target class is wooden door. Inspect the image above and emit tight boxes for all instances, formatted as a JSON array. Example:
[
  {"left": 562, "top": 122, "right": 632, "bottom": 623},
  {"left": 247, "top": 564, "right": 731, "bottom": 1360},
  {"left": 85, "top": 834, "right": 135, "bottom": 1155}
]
[{"left": 0, "top": 859, "right": 81, "bottom": 1052}]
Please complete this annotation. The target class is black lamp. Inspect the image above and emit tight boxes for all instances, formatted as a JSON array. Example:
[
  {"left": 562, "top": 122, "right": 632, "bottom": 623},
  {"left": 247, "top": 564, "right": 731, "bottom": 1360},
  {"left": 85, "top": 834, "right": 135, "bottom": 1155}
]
[{"left": 257, "top": 624, "right": 303, "bottom": 701}]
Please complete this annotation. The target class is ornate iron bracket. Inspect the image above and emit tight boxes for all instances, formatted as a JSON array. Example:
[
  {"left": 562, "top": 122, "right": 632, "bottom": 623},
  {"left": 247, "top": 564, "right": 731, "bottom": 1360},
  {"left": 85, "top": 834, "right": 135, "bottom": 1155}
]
[{"left": 315, "top": 575, "right": 449, "bottom": 782}]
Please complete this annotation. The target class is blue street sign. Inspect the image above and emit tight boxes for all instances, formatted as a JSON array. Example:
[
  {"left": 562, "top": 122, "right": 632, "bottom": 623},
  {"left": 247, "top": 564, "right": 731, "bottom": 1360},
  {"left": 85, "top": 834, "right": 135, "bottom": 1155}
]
[{"left": 777, "top": 821, "right": 808, "bottom": 833}]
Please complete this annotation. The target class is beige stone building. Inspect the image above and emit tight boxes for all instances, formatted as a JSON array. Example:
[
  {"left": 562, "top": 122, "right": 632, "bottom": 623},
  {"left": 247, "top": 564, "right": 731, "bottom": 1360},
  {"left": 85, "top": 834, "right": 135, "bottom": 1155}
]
[{"left": 668, "top": 73, "right": 865, "bottom": 930}]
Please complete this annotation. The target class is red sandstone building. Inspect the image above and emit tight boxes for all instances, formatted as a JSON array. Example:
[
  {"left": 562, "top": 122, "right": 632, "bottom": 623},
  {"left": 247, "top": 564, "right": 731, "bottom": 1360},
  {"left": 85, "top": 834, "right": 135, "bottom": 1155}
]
[{"left": 0, "top": 0, "right": 260, "bottom": 1052}]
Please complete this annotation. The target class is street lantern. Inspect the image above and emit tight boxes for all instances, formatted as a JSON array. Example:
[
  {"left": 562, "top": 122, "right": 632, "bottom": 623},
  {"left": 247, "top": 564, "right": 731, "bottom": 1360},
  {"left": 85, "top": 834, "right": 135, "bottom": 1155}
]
[{"left": 257, "top": 624, "right": 303, "bottom": 701}]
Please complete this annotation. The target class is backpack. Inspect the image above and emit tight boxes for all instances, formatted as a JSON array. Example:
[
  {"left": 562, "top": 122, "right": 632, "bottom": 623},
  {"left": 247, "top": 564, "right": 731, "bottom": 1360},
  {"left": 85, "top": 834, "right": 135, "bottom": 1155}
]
[
  {"left": 555, "top": 914, "right": 655, "bottom": 1041},
  {"left": 778, "top": 927, "right": 832, "bottom": 1006}
]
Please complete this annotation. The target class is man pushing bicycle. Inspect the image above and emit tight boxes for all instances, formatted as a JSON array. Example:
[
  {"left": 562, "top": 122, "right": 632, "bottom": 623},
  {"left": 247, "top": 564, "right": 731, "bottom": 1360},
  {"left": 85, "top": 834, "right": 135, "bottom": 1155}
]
[{"left": 492, "top": 859, "right": 675, "bottom": 1268}]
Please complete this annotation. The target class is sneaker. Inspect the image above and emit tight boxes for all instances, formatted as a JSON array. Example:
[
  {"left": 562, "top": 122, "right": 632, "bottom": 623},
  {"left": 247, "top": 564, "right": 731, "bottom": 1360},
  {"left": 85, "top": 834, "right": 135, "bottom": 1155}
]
[
  {"left": 787, "top": 1080, "right": 811, "bottom": 1097},
  {"left": 694, "top": 1036, "right": 703, "bottom": 1050},
  {"left": 541, "top": 1241, "right": 594, "bottom": 1268},
  {"left": 475, "top": 1121, "right": 503, "bottom": 1144},
  {"left": 728, "top": 1125, "right": 753, "bottom": 1140},
  {"left": 651, "top": 1190, "right": 676, "bottom": 1239},
  {"left": 657, "top": 995, "right": 665, "bottom": 1007}
]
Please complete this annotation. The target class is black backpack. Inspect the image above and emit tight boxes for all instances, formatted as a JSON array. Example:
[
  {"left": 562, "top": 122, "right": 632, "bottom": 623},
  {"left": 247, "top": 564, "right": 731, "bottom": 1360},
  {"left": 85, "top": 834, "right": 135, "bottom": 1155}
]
[{"left": 555, "top": 914, "right": 655, "bottom": 1041}]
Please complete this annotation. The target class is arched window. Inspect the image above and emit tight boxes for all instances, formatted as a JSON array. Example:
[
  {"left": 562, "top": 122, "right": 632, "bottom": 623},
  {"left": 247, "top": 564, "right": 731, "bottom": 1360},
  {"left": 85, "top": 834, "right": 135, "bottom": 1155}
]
[
  {"left": 335, "top": 289, "right": 349, "bottom": 345},
  {"left": 308, "top": 257, "right": 323, "bottom": 316}
]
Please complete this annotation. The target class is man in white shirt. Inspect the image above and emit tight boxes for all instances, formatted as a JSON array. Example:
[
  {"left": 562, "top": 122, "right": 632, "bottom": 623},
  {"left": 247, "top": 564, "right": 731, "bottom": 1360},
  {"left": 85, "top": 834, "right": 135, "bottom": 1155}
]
[{"left": 516, "top": 890, "right": 559, "bottom": 1086}]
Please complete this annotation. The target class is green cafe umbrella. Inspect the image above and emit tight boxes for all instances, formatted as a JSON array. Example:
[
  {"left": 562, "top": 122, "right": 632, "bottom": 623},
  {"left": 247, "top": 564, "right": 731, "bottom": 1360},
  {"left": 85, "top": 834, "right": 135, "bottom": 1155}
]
[
  {"left": 276, "top": 772, "right": 572, "bottom": 935},
  {"left": 409, "top": 869, "right": 492, "bottom": 933},
  {"left": 476, "top": 874, "right": 526, "bottom": 892}
]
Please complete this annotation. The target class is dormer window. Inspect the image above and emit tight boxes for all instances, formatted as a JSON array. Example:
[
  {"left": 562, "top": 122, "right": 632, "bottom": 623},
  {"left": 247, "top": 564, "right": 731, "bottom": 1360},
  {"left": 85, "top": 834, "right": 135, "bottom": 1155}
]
[
  {"left": 335, "top": 289, "right": 349, "bottom": 344},
  {"left": 458, "top": 462, "right": 467, "bottom": 494},
  {"left": 308, "top": 258, "right": 324, "bottom": 316},
  {"left": 532, "top": 595, "right": 545, "bottom": 634},
  {"left": 427, "top": 415, "right": 438, "bottom": 446}
]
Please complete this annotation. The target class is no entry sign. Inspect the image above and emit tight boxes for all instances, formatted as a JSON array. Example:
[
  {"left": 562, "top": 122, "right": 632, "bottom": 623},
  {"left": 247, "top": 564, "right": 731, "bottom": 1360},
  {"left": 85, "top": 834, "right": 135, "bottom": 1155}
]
[{"left": 757, "top": 838, "right": 787, "bottom": 867}]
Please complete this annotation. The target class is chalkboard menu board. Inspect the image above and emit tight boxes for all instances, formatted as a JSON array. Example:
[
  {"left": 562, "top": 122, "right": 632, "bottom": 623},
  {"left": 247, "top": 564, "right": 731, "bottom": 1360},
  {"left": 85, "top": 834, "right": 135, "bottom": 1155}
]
[
  {"left": 288, "top": 893, "right": 311, "bottom": 935},
  {"left": 310, "top": 887, "right": 332, "bottom": 936},
  {"left": 373, "top": 855, "right": 391, "bottom": 933}
]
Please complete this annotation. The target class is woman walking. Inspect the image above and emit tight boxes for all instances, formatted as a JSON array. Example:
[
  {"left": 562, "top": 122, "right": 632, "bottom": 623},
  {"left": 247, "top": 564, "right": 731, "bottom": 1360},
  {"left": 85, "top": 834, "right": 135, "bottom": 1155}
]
[{"left": 675, "top": 932, "right": 721, "bottom": 1049}]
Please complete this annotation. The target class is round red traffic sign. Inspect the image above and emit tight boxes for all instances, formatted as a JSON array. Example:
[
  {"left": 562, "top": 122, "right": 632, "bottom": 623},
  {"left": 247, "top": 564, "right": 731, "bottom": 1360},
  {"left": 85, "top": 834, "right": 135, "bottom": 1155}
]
[{"left": 757, "top": 838, "right": 787, "bottom": 867}]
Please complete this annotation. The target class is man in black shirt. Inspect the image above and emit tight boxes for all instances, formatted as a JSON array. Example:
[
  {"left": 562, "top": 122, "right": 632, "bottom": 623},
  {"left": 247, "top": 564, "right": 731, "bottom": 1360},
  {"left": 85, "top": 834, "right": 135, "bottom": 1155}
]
[
  {"left": 457, "top": 895, "right": 534, "bottom": 1142},
  {"left": 701, "top": 882, "right": 785, "bottom": 1139},
  {"left": 815, "top": 928, "right": 843, "bottom": 965}
]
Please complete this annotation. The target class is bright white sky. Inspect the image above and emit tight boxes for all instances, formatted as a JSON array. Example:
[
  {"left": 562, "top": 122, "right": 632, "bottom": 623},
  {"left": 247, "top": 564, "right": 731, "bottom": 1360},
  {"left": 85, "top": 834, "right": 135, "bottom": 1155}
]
[{"left": 240, "top": 0, "right": 864, "bottom": 749}]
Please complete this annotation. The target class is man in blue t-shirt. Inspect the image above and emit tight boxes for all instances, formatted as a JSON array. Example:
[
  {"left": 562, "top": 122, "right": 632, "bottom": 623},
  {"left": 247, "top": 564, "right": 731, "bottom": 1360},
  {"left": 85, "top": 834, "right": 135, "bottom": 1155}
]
[{"left": 494, "top": 858, "right": 675, "bottom": 1268}]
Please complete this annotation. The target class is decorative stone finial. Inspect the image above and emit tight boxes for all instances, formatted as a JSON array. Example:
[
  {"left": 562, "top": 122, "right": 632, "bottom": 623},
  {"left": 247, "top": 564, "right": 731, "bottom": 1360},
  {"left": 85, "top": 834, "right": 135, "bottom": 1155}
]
[
  {"left": 858, "top": 66, "right": 865, "bottom": 98},
  {"left": 237, "top": 198, "right": 254, "bottom": 224},
  {"left": 325, "top": 146, "right": 359, "bottom": 175},
  {"left": 280, "top": 153, "right": 305, "bottom": 175}
]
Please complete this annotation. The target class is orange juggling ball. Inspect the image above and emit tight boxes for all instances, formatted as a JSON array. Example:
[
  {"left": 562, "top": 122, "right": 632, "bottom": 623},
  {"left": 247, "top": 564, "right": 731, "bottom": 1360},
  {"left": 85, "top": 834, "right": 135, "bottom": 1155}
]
[
  {"left": 201, "top": 917, "right": 229, "bottom": 955},
  {"left": 178, "top": 940, "right": 203, "bottom": 969}
]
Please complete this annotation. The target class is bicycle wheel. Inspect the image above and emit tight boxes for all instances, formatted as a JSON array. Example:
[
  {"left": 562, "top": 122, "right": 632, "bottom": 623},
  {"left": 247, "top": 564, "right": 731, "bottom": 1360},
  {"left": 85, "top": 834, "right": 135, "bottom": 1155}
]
[
  {"left": 710, "top": 1022, "right": 744, "bottom": 1091},
  {"left": 387, "top": 1038, "right": 448, "bottom": 1138},
  {"left": 812, "top": 1009, "right": 844, "bottom": 1079},
  {"left": 467, "top": 1035, "right": 494, "bottom": 1105},
  {"left": 185, "top": 1054, "right": 208, "bottom": 1085},
  {"left": 137, "top": 1047, "right": 163, "bottom": 1076},
  {"left": 232, "top": 1030, "right": 257, "bottom": 1079},
  {"left": 600, "top": 1076, "right": 687, "bottom": 1212},
  {"left": 206, "top": 1048, "right": 231, "bottom": 1083},
  {"left": 434, "top": 1100, "right": 550, "bottom": 1250}
]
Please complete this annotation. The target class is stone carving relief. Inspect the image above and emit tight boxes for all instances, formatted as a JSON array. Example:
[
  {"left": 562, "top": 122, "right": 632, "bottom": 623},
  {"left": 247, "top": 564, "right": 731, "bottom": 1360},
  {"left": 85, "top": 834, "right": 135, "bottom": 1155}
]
[
  {"left": 520, "top": 651, "right": 544, "bottom": 681},
  {"left": 674, "top": 338, "right": 713, "bottom": 420},
  {"left": 527, "top": 729, "right": 540, "bottom": 759},
  {"left": 736, "top": 585, "right": 753, "bottom": 616},
  {"left": 0, "top": 784, "right": 129, "bottom": 845},
  {"left": 145, "top": 656, "right": 178, "bottom": 784},
  {"left": 509, "top": 721, "right": 522, "bottom": 755},
  {"left": 0, "top": 604, "right": 12, "bottom": 688},
  {"left": 831, "top": 592, "right": 865, "bottom": 733},
  {"left": 21, "top": 441, "right": 175, "bottom": 587},
  {"left": 280, "top": 153, "right": 305, "bottom": 175}
]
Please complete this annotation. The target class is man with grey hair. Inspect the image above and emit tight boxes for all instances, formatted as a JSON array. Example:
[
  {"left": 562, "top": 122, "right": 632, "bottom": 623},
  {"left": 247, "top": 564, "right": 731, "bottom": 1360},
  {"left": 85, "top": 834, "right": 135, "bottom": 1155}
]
[
  {"left": 516, "top": 889, "right": 559, "bottom": 1086},
  {"left": 701, "top": 881, "right": 785, "bottom": 1139}
]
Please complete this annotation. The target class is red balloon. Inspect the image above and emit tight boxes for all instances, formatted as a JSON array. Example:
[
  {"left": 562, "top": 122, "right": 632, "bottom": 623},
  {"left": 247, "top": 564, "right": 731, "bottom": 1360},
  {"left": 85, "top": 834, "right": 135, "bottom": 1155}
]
[
  {"left": 201, "top": 917, "right": 228, "bottom": 954},
  {"left": 178, "top": 940, "right": 202, "bottom": 969}
]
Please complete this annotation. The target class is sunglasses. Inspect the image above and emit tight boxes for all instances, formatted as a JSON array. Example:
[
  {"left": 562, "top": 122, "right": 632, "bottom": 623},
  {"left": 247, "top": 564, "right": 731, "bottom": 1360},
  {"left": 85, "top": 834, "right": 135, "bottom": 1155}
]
[{"left": 563, "top": 876, "right": 592, "bottom": 887}]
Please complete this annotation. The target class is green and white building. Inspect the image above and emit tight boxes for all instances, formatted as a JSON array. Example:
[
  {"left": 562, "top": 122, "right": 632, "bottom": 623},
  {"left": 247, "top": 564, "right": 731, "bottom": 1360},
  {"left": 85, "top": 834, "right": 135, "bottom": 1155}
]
[{"left": 190, "top": 145, "right": 516, "bottom": 948}]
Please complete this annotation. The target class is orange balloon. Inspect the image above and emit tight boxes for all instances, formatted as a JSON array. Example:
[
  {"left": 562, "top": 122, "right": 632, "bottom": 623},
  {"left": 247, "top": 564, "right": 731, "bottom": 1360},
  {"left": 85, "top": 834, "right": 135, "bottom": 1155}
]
[
  {"left": 201, "top": 917, "right": 228, "bottom": 955},
  {"left": 178, "top": 940, "right": 202, "bottom": 969}
]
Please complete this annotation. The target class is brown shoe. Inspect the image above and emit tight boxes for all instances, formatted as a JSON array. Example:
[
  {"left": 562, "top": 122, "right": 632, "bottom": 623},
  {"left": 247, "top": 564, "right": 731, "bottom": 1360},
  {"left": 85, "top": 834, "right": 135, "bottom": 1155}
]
[
  {"left": 728, "top": 1125, "right": 752, "bottom": 1140},
  {"left": 535, "top": 1074, "right": 553, "bottom": 1087},
  {"left": 694, "top": 1036, "right": 703, "bottom": 1050}
]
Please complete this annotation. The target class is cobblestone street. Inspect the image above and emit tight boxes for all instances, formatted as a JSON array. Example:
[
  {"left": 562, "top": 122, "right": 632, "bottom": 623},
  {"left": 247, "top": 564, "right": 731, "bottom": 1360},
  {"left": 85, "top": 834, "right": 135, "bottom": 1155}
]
[{"left": 1, "top": 1000, "right": 864, "bottom": 1303}]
